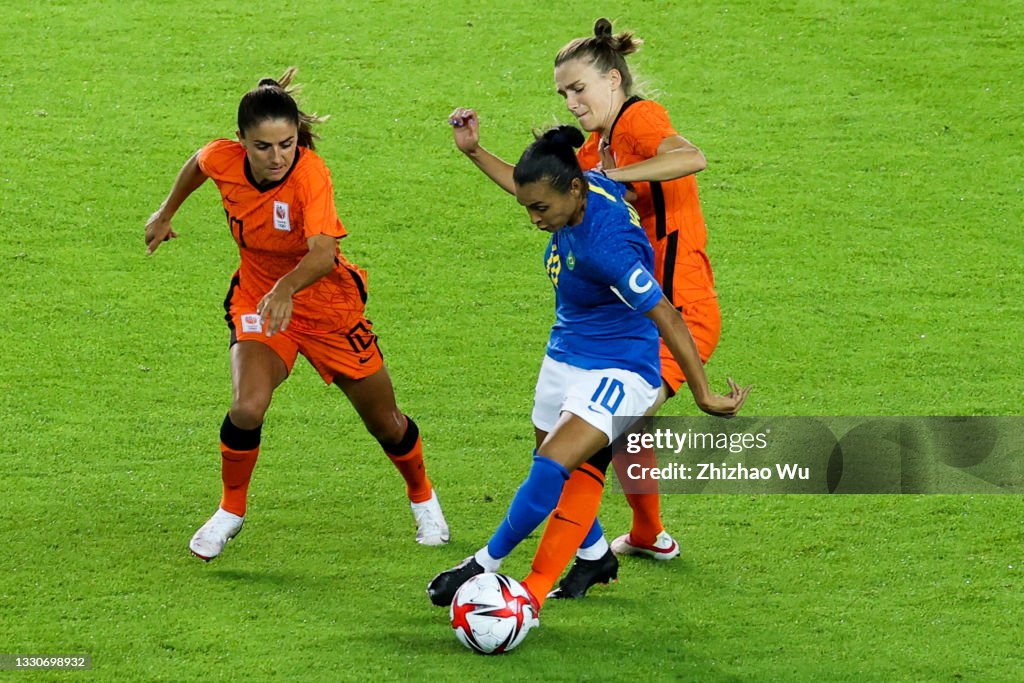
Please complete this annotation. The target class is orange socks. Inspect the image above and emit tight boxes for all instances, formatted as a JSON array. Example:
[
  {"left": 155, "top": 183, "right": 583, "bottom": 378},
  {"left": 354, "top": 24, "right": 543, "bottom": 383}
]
[
  {"left": 220, "top": 446, "right": 259, "bottom": 516},
  {"left": 612, "top": 443, "right": 664, "bottom": 546},
  {"left": 216, "top": 414, "right": 434, "bottom": 517},
  {"left": 624, "top": 492, "right": 663, "bottom": 546},
  {"left": 218, "top": 414, "right": 262, "bottom": 516},
  {"left": 381, "top": 416, "right": 433, "bottom": 504},
  {"left": 523, "top": 463, "right": 605, "bottom": 607}
]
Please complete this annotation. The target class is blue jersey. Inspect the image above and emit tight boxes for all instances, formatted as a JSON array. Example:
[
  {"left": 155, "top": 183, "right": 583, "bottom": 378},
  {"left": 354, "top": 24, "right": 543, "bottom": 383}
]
[{"left": 544, "top": 172, "right": 665, "bottom": 387}]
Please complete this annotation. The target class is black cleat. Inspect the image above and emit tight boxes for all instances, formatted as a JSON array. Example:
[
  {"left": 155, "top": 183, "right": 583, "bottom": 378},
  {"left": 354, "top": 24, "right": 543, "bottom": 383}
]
[
  {"left": 427, "top": 556, "right": 485, "bottom": 607},
  {"left": 548, "top": 548, "right": 619, "bottom": 599}
]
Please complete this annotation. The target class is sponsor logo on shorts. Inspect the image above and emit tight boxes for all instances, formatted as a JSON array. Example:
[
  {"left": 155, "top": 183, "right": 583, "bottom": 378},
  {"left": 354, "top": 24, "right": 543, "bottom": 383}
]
[
  {"left": 273, "top": 201, "right": 291, "bottom": 232},
  {"left": 241, "top": 313, "right": 262, "bottom": 333},
  {"left": 346, "top": 321, "right": 376, "bottom": 353}
]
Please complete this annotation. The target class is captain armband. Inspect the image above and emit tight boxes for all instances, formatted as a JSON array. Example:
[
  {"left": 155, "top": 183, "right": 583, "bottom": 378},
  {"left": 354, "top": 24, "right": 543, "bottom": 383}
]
[{"left": 609, "top": 262, "right": 663, "bottom": 313}]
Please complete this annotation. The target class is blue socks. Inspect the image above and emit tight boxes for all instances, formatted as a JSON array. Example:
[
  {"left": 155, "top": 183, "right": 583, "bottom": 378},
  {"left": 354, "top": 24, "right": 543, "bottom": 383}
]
[
  {"left": 580, "top": 517, "right": 604, "bottom": 549},
  {"left": 486, "top": 454, "right": 570, "bottom": 560}
]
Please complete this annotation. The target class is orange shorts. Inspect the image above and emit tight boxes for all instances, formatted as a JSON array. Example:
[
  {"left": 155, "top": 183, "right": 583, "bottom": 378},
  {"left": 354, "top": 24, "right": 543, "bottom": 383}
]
[
  {"left": 660, "top": 295, "right": 721, "bottom": 395},
  {"left": 224, "top": 282, "right": 383, "bottom": 384}
]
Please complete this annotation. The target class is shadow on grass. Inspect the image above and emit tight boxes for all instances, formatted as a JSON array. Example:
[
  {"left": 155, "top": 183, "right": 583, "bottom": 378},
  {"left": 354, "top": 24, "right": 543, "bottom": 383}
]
[
  {"left": 340, "top": 565, "right": 738, "bottom": 681},
  {"left": 352, "top": 610, "right": 736, "bottom": 680},
  {"left": 199, "top": 568, "right": 304, "bottom": 586}
]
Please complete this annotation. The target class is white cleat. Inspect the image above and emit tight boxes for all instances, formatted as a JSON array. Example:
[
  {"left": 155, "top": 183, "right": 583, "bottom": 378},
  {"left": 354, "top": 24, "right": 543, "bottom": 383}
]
[
  {"left": 411, "top": 490, "right": 450, "bottom": 546},
  {"left": 189, "top": 507, "right": 244, "bottom": 561},
  {"left": 610, "top": 530, "right": 680, "bottom": 561}
]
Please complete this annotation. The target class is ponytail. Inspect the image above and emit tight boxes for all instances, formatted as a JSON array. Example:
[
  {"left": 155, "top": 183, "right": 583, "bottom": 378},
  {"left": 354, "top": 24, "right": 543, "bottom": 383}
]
[
  {"left": 513, "top": 125, "right": 585, "bottom": 193},
  {"left": 237, "top": 67, "right": 328, "bottom": 149},
  {"left": 555, "top": 18, "right": 643, "bottom": 96}
]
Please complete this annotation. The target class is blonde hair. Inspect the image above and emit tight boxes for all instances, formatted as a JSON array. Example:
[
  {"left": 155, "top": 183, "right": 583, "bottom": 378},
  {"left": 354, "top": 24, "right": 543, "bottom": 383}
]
[{"left": 555, "top": 18, "right": 644, "bottom": 96}]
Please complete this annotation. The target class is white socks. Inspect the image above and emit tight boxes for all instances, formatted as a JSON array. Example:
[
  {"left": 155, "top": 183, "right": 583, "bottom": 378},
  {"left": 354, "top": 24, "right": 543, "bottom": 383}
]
[
  {"left": 577, "top": 535, "right": 610, "bottom": 561},
  {"left": 474, "top": 546, "right": 503, "bottom": 572}
]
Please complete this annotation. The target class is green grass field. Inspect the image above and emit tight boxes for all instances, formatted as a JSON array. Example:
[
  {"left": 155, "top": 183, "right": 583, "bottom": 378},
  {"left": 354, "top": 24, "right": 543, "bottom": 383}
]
[{"left": 2, "top": 1, "right": 1022, "bottom": 680}]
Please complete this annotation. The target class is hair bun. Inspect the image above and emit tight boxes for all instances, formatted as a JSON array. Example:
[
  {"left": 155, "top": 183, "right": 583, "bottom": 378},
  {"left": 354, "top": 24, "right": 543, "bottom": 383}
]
[
  {"left": 542, "top": 125, "right": 585, "bottom": 150},
  {"left": 258, "top": 77, "right": 279, "bottom": 88},
  {"left": 594, "top": 17, "right": 613, "bottom": 40}
]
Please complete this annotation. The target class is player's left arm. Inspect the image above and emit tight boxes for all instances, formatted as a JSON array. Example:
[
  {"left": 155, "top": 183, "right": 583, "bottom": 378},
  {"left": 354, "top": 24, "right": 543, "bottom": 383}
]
[
  {"left": 602, "top": 135, "right": 707, "bottom": 185},
  {"left": 645, "top": 296, "right": 750, "bottom": 417},
  {"left": 257, "top": 234, "right": 337, "bottom": 337}
]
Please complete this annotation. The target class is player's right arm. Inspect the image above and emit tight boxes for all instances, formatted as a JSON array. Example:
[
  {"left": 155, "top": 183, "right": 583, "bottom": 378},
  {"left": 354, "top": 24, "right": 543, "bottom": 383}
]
[
  {"left": 646, "top": 296, "right": 750, "bottom": 417},
  {"left": 145, "top": 152, "right": 209, "bottom": 254},
  {"left": 448, "top": 107, "right": 515, "bottom": 195}
]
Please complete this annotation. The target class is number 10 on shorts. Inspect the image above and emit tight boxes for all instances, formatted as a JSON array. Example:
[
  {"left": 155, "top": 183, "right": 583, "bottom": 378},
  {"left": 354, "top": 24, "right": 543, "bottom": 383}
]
[{"left": 591, "top": 377, "right": 625, "bottom": 413}]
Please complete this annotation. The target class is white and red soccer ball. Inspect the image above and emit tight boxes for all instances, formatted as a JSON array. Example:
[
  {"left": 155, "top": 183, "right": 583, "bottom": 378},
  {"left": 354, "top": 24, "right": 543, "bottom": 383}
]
[{"left": 450, "top": 573, "right": 538, "bottom": 654}]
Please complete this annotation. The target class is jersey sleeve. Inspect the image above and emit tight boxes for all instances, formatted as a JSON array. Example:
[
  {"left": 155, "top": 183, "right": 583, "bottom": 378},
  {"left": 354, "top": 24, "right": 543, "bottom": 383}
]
[
  {"left": 196, "top": 138, "right": 237, "bottom": 179},
  {"left": 296, "top": 156, "right": 346, "bottom": 239},
  {"left": 576, "top": 133, "right": 601, "bottom": 171},
  {"left": 580, "top": 176, "right": 650, "bottom": 283},
  {"left": 620, "top": 101, "right": 678, "bottom": 159},
  {"left": 589, "top": 232, "right": 664, "bottom": 312},
  {"left": 587, "top": 229, "right": 664, "bottom": 313},
  {"left": 585, "top": 215, "right": 663, "bottom": 304},
  {"left": 609, "top": 262, "right": 663, "bottom": 313}
]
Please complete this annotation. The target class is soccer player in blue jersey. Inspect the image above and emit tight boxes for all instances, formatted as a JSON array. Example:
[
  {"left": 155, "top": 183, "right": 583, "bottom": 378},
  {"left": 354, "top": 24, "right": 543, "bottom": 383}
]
[{"left": 427, "top": 125, "right": 749, "bottom": 612}]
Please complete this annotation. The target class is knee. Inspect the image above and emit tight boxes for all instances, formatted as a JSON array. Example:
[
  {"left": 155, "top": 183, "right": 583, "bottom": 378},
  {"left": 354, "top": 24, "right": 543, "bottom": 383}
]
[
  {"left": 230, "top": 399, "right": 269, "bottom": 430},
  {"left": 368, "top": 410, "right": 409, "bottom": 449}
]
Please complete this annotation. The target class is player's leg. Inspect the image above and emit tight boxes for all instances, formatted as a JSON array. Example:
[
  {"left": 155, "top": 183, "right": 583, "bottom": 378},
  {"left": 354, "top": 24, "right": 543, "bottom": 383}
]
[
  {"left": 427, "top": 411, "right": 607, "bottom": 607},
  {"left": 528, "top": 361, "right": 664, "bottom": 598},
  {"left": 489, "top": 414, "right": 609, "bottom": 560},
  {"left": 190, "top": 339, "right": 291, "bottom": 561},
  {"left": 427, "top": 355, "right": 573, "bottom": 604},
  {"left": 612, "top": 299, "right": 721, "bottom": 559},
  {"left": 222, "top": 340, "right": 290, "bottom": 511},
  {"left": 607, "top": 383, "right": 681, "bottom": 559},
  {"left": 526, "top": 363, "right": 662, "bottom": 602},
  {"left": 335, "top": 366, "right": 448, "bottom": 546},
  {"left": 515, "top": 365, "right": 659, "bottom": 605},
  {"left": 526, "top": 449, "right": 617, "bottom": 605},
  {"left": 428, "top": 359, "right": 658, "bottom": 607}
]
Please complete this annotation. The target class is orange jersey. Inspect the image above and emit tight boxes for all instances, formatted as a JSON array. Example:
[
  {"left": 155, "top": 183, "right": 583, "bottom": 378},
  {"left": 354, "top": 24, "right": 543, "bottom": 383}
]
[
  {"left": 197, "top": 139, "right": 368, "bottom": 334},
  {"left": 577, "top": 98, "right": 716, "bottom": 307}
]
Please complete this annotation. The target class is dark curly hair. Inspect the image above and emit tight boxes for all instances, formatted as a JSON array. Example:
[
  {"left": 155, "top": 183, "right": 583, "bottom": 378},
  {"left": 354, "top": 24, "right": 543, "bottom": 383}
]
[{"left": 513, "top": 125, "right": 586, "bottom": 193}]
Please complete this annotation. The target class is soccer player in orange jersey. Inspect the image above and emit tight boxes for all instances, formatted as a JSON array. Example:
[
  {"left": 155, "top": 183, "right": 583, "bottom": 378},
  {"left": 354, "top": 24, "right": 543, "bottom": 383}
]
[
  {"left": 145, "top": 69, "right": 449, "bottom": 561},
  {"left": 448, "top": 18, "right": 724, "bottom": 598}
]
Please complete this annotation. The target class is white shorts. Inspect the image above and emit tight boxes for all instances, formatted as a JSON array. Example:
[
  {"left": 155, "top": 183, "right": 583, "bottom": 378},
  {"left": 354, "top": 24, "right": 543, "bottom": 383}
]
[{"left": 531, "top": 355, "right": 660, "bottom": 445}]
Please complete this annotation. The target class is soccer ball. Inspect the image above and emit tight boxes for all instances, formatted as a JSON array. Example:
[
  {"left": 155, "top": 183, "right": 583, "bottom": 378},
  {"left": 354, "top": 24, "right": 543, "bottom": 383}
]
[{"left": 450, "top": 573, "right": 538, "bottom": 654}]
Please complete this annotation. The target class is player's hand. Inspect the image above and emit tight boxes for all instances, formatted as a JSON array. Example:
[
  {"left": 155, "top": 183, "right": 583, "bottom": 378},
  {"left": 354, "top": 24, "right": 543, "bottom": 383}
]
[
  {"left": 448, "top": 107, "right": 481, "bottom": 155},
  {"left": 597, "top": 137, "right": 616, "bottom": 172},
  {"left": 596, "top": 139, "right": 637, "bottom": 200},
  {"left": 257, "top": 286, "right": 294, "bottom": 337},
  {"left": 145, "top": 211, "right": 178, "bottom": 255},
  {"left": 697, "top": 378, "right": 752, "bottom": 418}
]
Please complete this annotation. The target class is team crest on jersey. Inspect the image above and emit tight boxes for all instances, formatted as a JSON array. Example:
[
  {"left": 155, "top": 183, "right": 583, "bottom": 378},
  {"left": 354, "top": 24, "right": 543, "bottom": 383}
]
[
  {"left": 273, "top": 201, "right": 291, "bottom": 232},
  {"left": 566, "top": 252, "right": 576, "bottom": 270}
]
